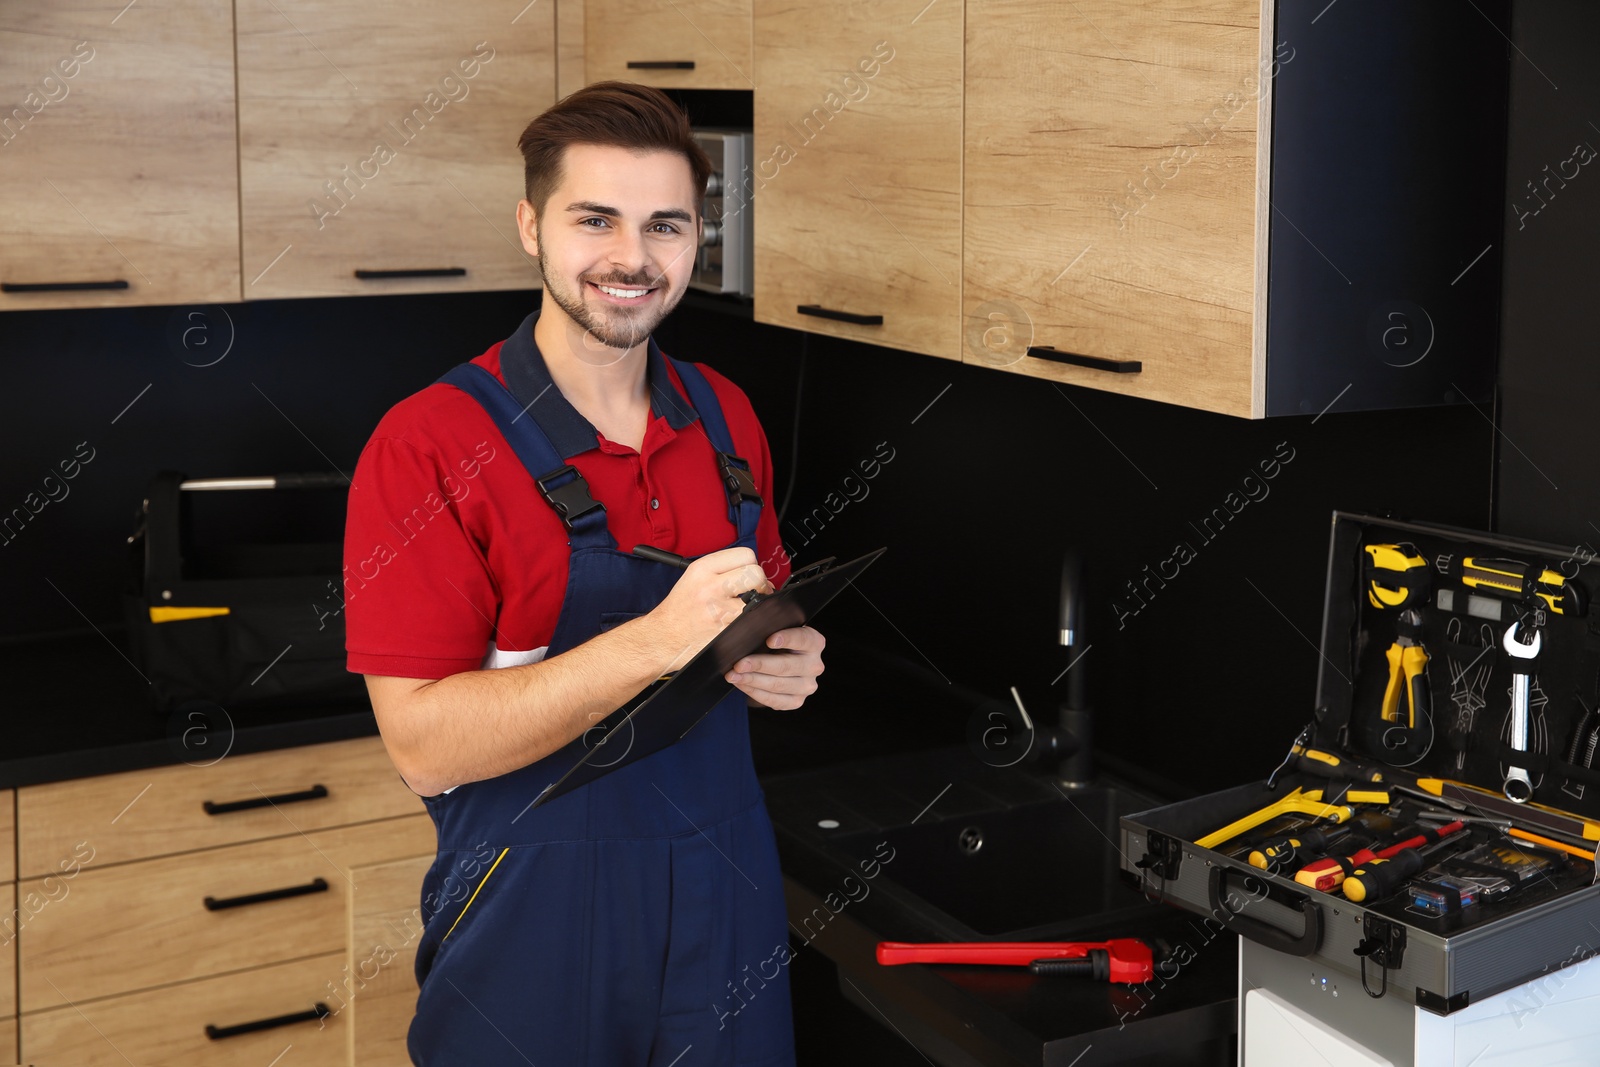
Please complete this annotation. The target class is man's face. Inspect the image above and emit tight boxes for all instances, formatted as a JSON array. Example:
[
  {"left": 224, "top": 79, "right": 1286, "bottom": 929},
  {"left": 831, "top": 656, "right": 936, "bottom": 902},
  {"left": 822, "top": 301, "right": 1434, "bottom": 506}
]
[{"left": 518, "top": 144, "right": 701, "bottom": 355}]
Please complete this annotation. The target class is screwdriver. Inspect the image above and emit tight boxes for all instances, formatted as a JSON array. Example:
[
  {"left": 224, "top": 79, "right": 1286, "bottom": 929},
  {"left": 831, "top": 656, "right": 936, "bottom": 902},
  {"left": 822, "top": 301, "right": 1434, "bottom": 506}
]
[
  {"left": 1295, "top": 821, "right": 1465, "bottom": 894},
  {"left": 1248, "top": 826, "right": 1352, "bottom": 871},
  {"left": 1344, "top": 832, "right": 1468, "bottom": 903}
]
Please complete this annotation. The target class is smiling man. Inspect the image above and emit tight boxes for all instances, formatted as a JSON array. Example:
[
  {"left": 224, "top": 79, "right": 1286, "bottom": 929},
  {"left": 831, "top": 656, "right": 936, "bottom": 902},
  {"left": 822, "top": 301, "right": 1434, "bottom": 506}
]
[{"left": 344, "top": 82, "right": 819, "bottom": 1066}]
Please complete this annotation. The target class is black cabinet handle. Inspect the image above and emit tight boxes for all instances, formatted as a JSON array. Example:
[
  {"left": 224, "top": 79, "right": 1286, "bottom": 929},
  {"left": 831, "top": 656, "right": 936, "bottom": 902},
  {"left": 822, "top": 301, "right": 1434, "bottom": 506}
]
[
  {"left": 797, "top": 304, "right": 883, "bottom": 326},
  {"left": 204, "top": 876, "right": 329, "bottom": 912},
  {"left": 206, "top": 1002, "right": 330, "bottom": 1040},
  {"left": 353, "top": 267, "right": 467, "bottom": 280},
  {"left": 2, "top": 279, "right": 130, "bottom": 293},
  {"left": 627, "top": 60, "right": 695, "bottom": 69},
  {"left": 204, "top": 783, "right": 328, "bottom": 815},
  {"left": 1025, "top": 345, "right": 1142, "bottom": 374}
]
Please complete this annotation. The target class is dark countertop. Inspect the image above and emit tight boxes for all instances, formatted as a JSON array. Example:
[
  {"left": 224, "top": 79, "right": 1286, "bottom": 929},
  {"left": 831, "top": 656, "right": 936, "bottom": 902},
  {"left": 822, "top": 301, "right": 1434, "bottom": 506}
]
[
  {"left": 762, "top": 746, "right": 1238, "bottom": 1067},
  {"left": 0, "top": 630, "right": 379, "bottom": 788}
]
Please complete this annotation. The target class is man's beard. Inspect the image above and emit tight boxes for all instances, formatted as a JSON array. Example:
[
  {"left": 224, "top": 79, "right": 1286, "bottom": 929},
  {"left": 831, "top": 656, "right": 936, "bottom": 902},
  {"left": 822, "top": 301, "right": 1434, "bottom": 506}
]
[{"left": 537, "top": 243, "right": 682, "bottom": 353}]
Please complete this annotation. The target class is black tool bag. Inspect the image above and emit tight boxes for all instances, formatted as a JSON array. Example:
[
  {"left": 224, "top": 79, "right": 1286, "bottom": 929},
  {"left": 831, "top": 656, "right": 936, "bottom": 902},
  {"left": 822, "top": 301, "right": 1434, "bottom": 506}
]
[{"left": 122, "top": 470, "right": 365, "bottom": 712}]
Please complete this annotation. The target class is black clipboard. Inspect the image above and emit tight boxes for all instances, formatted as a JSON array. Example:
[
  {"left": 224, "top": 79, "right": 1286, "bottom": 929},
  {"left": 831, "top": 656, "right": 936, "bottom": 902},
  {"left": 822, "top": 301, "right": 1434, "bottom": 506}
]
[{"left": 523, "top": 546, "right": 885, "bottom": 810}]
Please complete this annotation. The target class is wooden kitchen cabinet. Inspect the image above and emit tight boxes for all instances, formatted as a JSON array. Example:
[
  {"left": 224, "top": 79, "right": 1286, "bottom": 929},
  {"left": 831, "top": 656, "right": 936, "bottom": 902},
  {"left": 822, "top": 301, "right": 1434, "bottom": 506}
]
[
  {"left": 235, "top": 0, "right": 554, "bottom": 300},
  {"left": 752, "top": 0, "right": 961, "bottom": 359},
  {"left": 348, "top": 853, "right": 434, "bottom": 1065},
  {"left": 585, "top": 0, "right": 752, "bottom": 89},
  {"left": 963, "top": 0, "right": 1509, "bottom": 418},
  {"left": 559, "top": 0, "right": 588, "bottom": 99},
  {"left": 0, "top": 0, "right": 241, "bottom": 311},
  {"left": 14, "top": 735, "right": 434, "bottom": 1063},
  {"left": 0, "top": 884, "right": 15, "bottom": 1029}
]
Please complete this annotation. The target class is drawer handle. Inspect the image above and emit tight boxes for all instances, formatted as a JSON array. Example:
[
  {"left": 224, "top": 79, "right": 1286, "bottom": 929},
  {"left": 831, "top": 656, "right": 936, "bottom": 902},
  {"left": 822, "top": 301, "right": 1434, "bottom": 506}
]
[
  {"left": 2, "top": 279, "right": 130, "bottom": 293},
  {"left": 206, "top": 1002, "right": 331, "bottom": 1040},
  {"left": 627, "top": 60, "right": 695, "bottom": 69},
  {"left": 1025, "top": 345, "right": 1142, "bottom": 374},
  {"left": 353, "top": 267, "right": 467, "bottom": 280},
  {"left": 797, "top": 304, "right": 883, "bottom": 326},
  {"left": 204, "top": 783, "right": 328, "bottom": 815},
  {"left": 204, "top": 876, "right": 330, "bottom": 912}
]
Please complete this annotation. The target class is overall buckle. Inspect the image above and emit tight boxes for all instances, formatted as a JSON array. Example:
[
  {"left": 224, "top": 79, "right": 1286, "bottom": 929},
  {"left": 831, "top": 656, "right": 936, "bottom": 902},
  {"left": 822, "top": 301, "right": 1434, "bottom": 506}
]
[
  {"left": 535, "top": 464, "right": 604, "bottom": 529},
  {"left": 718, "top": 453, "right": 763, "bottom": 506}
]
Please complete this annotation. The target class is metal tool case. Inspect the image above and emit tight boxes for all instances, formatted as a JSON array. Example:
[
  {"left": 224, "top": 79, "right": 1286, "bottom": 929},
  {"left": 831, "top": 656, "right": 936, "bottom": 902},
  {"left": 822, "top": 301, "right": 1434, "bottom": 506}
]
[{"left": 1122, "top": 512, "right": 1600, "bottom": 1017}]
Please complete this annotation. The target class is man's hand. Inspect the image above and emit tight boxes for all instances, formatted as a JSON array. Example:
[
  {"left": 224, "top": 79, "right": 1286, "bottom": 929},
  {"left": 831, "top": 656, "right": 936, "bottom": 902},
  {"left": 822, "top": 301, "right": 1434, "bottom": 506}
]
[
  {"left": 726, "top": 625, "right": 825, "bottom": 710},
  {"left": 647, "top": 547, "right": 773, "bottom": 672}
]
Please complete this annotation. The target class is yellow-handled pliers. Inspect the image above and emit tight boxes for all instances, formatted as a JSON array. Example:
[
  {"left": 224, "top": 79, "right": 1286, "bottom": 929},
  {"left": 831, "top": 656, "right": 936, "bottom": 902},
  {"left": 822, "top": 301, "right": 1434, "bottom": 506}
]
[{"left": 1381, "top": 611, "right": 1430, "bottom": 729}]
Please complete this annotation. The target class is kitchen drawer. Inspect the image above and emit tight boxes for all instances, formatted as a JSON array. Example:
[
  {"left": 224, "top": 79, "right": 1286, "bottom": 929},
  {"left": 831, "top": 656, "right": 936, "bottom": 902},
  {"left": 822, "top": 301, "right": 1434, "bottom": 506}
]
[
  {"left": 18, "top": 735, "right": 421, "bottom": 876},
  {"left": 22, "top": 952, "right": 348, "bottom": 1066},
  {"left": 20, "top": 813, "right": 433, "bottom": 1011}
]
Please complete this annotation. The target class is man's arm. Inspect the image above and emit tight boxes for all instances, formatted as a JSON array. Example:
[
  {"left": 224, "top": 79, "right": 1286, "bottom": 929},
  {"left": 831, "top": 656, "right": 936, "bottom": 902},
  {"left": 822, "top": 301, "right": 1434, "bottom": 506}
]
[{"left": 367, "top": 547, "right": 771, "bottom": 797}]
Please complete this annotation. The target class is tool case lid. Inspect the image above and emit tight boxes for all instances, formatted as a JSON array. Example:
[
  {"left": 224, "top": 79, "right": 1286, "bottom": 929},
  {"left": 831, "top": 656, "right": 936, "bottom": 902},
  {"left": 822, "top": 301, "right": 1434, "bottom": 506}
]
[{"left": 1311, "top": 511, "right": 1600, "bottom": 822}]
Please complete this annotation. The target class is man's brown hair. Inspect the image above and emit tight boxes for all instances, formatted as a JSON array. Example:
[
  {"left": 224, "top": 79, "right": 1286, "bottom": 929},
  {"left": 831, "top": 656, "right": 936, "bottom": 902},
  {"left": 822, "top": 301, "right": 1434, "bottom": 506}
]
[{"left": 517, "top": 81, "right": 713, "bottom": 219}]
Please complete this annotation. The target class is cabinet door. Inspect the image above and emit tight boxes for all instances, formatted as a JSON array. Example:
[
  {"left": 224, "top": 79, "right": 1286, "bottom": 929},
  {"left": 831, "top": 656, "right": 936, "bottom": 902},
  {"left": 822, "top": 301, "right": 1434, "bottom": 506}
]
[
  {"left": 236, "top": 0, "right": 554, "bottom": 299},
  {"left": 0, "top": 1, "right": 240, "bottom": 311},
  {"left": 349, "top": 853, "right": 433, "bottom": 1066},
  {"left": 585, "top": 0, "right": 752, "bottom": 89},
  {"left": 963, "top": 0, "right": 1269, "bottom": 417},
  {"left": 753, "top": 0, "right": 961, "bottom": 359}
]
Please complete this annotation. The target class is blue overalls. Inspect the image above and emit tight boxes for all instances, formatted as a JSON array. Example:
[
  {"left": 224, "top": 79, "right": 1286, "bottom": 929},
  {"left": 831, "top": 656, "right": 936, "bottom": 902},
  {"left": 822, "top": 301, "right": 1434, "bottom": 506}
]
[{"left": 405, "top": 331, "right": 796, "bottom": 1067}]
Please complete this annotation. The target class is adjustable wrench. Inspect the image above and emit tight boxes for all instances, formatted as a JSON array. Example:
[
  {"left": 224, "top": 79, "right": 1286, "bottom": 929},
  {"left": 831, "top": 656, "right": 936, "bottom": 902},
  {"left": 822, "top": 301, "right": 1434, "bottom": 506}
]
[{"left": 1503, "top": 621, "right": 1542, "bottom": 802}]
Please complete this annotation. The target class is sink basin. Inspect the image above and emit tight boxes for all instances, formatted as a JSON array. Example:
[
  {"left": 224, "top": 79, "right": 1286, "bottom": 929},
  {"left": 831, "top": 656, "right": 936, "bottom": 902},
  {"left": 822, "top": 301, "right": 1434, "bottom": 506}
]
[{"left": 824, "top": 786, "right": 1158, "bottom": 937}]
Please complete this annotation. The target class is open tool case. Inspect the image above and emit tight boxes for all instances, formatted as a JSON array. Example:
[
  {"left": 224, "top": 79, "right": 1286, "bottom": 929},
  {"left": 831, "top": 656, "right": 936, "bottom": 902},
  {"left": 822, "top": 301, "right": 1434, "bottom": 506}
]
[{"left": 1122, "top": 511, "right": 1600, "bottom": 1014}]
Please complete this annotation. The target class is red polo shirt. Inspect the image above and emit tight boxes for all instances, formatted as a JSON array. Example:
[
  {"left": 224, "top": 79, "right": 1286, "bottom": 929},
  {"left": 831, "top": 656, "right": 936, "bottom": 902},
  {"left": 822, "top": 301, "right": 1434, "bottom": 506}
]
[{"left": 343, "top": 316, "right": 791, "bottom": 680}]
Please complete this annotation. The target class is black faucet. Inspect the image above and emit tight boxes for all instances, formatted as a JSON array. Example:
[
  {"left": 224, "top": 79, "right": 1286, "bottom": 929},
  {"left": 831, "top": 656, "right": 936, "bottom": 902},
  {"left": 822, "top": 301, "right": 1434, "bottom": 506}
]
[{"left": 1023, "top": 549, "right": 1095, "bottom": 787}]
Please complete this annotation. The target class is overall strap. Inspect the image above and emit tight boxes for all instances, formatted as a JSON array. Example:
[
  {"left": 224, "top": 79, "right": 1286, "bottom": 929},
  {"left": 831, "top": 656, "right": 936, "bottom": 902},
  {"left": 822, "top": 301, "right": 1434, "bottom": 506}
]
[
  {"left": 436, "top": 363, "right": 616, "bottom": 550},
  {"left": 664, "top": 358, "right": 763, "bottom": 542}
]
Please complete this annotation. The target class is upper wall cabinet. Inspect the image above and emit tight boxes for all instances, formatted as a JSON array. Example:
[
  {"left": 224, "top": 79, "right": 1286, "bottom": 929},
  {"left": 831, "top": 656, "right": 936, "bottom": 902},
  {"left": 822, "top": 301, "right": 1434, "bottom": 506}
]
[
  {"left": 963, "top": 0, "right": 1510, "bottom": 418},
  {"left": 585, "top": 0, "right": 753, "bottom": 90},
  {"left": 236, "top": 0, "right": 555, "bottom": 300},
  {"left": 752, "top": 0, "right": 962, "bottom": 359},
  {"left": 0, "top": 1, "right": 240, "bottom": 311}
]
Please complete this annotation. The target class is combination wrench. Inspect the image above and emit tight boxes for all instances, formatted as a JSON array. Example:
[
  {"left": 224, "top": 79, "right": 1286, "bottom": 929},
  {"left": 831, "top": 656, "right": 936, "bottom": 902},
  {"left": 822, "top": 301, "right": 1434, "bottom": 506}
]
[{"left": 1503, "top": 620, "right": 1542, "bottom": 802}]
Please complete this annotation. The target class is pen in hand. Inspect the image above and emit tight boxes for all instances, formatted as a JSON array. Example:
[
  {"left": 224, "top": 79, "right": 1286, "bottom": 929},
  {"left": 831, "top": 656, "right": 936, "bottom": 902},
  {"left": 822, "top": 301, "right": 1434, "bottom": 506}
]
[{"left": 631, "top": 545, "right": 766, "bottom": 605}]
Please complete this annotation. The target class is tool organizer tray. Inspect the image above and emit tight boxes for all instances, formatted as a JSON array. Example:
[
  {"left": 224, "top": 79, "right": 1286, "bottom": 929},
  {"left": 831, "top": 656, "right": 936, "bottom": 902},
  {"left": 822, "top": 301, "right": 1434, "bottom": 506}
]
[{"left": 1121, "top": 512, "right": 1600, "bottom": 1015}]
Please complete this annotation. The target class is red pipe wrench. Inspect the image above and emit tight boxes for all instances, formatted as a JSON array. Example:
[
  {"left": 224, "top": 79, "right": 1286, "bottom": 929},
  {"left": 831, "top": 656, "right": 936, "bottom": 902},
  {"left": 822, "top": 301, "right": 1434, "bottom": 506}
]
[{"left": 876, "top": 938, "right": 1155, "bottom": 983}]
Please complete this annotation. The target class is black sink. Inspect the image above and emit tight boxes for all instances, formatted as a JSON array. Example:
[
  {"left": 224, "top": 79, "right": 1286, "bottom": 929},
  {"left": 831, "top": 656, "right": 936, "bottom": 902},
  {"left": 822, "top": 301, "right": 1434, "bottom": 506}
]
[
  {"left": 824, "top": 787, "right": 1157, "bottom": 937},
  {"left": 763, "top": 746, "right": 1168, "bottom": 940}
]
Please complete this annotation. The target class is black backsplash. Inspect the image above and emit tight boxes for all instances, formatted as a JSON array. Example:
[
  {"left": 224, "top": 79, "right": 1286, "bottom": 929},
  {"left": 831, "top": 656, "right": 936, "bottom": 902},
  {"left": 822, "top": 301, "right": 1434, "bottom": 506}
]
[{"left": 0, "top": 290, "right": 1494, "bottom": 793}]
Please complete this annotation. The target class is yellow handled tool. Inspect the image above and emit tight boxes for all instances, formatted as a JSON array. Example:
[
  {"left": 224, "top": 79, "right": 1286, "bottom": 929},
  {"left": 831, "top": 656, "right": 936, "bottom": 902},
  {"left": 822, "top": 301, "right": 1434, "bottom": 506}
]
[
  {"left": 1381, "top": 642, "right": 1430, "bottom": 727},
  {"left": 1365, "top": 543, "right": 1428, "bottom": 610},
  {"left": 1507, "top": 827, "right": 1597, "bottom": 862},
  {"left": 1196, "top": 788, "right": 1359, "bottom": 851},
  {"left": 1407, "top": 776, "right": 1600, "bottom": 842},
  {"left": 1462, "top": 556, "right": 1586, "bottom": 615}
]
